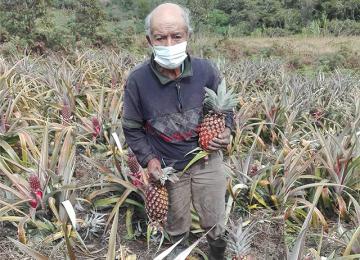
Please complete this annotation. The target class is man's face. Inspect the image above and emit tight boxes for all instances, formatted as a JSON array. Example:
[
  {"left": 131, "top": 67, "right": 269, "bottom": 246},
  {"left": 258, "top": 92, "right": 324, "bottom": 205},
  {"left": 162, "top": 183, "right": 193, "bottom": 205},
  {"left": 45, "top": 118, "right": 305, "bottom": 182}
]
[{"left": 148, "top": 11, "right": 189, "bottom": 47}]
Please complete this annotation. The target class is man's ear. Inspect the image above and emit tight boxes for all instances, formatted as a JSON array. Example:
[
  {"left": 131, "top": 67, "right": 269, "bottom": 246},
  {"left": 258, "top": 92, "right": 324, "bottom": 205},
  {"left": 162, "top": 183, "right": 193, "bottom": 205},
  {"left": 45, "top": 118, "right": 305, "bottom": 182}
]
[
  {"left": 146, "top": 35, "right": 152, "bottom": 46},
  {"left": 187, "top": 31, "right": 192, "bottom": 40}
]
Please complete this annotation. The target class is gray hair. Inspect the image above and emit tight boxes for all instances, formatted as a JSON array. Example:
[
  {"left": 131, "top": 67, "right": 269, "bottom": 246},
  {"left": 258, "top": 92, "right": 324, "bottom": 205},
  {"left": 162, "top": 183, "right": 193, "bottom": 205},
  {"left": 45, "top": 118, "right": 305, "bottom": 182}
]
[{"left": 144, "top": 4, "right": 193, "bottom": 37}]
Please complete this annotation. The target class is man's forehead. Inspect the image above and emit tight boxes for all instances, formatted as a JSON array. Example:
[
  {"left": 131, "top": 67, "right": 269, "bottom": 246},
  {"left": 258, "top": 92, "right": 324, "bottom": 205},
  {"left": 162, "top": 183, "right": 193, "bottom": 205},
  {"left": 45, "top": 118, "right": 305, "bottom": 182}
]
[
  {"left": 151, "top": 14, "right": 186, "bottom": 28},
  {"left": 152, "top": 27, "right": 187, "bottom": 35},
  {"left": 151, "top": 20, "right": 187, "bottom": 35}
]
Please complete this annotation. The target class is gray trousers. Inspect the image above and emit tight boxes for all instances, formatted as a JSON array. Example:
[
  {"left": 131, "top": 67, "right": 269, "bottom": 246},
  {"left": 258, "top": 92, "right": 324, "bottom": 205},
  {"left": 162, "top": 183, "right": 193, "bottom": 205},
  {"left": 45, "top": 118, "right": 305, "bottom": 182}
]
[{"left": 165, "top": 151, "right": 227, "bottom": 241}]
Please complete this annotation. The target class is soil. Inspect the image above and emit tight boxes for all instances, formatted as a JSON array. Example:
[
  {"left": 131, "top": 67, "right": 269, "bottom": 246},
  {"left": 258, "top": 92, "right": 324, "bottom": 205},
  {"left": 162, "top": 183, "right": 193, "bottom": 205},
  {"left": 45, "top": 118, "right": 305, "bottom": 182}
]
[{"left": 250, "top": 211, "right": 287, "bottom": 260}]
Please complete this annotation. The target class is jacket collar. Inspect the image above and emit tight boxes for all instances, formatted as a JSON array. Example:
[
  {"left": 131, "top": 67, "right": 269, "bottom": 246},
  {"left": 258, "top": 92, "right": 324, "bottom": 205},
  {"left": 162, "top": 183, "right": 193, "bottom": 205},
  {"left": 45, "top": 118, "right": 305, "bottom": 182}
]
[{"left": 149, "top": 54, "right": 193, "bottom": 85}]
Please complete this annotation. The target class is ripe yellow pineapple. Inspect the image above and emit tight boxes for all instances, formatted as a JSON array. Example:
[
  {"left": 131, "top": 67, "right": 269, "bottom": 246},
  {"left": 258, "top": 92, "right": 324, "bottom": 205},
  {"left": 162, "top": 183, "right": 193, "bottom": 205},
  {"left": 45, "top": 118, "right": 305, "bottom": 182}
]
[{"left": 199, "top": 79, "right": 237, "bottom": 150}]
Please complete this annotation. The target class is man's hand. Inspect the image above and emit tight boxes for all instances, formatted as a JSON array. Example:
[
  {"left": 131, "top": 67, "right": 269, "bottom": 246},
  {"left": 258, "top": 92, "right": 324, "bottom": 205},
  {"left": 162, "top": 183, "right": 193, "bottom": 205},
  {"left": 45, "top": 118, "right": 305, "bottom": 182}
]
[
  {"left": 207, "top": 127, "right": 231, "bottom": 151},
  {"left": 147, "top": 158, "right": 163, "bottom": 181}
]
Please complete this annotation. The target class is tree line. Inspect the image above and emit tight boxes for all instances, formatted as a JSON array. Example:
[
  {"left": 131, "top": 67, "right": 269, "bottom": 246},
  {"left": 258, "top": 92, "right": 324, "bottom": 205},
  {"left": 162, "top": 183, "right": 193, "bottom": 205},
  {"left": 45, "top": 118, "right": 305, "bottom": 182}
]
[{"left": 0, "top": 0, "right": 360, "bottom": 52}]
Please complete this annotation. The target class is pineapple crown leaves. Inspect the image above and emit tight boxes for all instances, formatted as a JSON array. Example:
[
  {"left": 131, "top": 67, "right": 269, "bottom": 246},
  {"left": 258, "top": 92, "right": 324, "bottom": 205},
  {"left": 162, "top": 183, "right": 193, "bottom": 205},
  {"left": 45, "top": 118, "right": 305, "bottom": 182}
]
[
  {"left": 159, "top": 167, "right": 179, "bottom": 185},
  {"left": 225, "top": 219, "right": 257, "bottom": 256},
  {"left": 204, "top": 79, "right": 238, "bottom": 113}
]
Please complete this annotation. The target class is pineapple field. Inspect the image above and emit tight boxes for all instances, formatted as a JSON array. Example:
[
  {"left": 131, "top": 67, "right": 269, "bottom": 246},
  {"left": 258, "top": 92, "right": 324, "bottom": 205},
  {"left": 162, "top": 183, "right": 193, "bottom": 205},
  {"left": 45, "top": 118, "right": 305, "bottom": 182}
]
[{"left": 0, "top": 36, "right": 360, "bottom": 260}]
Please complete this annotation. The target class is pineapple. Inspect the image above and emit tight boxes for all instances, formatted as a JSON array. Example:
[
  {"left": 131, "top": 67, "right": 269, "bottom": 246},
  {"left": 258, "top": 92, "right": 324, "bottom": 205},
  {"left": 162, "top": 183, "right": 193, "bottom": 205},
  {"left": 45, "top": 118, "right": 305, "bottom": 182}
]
[
  {"left": 61, "top": 97, "right": 72, "bottom": 124},
  {"left": 127, "top": 149, "right": 141, "bottom": 174},
  {"left": 199, "top": 79, "right": 237, "bottom": 150},
  {"left": 28, "top": 174, "right": 43, "bottom": 209},
  {"left": 126, "top": 149, "right": 177, "bottom": 226},
  {"left": 144, "top": 167, "right": 177, "bottom": 226},
  {"left": 145, "top": 182, "right": 168, "bottom": 225},
  {"left": 126, "top": 149, "right": 143, "bottom": 188},
  {"left": 92, "top": 117, "right": 101, "bottom": 139},
  {"left": 226, "top": 219, "right": 256, "bottom": 260}
]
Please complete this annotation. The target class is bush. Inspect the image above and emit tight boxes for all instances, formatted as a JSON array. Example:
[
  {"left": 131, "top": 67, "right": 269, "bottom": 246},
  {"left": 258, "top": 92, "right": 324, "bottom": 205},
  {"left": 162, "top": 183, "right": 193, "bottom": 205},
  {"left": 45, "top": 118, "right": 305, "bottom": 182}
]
[
  {"left": 0, "top": 37, "right": 28, "bottom": 57},
  {"left": 0, "top": 0, "right": 49, "bottom": 39},
  {"left": 262, "top": 27, "right": 292, "bottom": 37},
  {"left": 52, "top": 0, "right": 78, "bottom": 9},
  {"left": 228, "top": 22, "right": 253, "bottom": 36},
  {"left": 72, "top": 0, "right": 105, "bottom": 39},
  {"left": 327, "top": 19, "right": 360, "bottom": 36},
  {"left": 113, "top": 22, "right": 137, "bottom": 48},
  {"left": 0, "top": 26, "right": 10, "bottom": 43},
  {"left": 317, "top": 52, "right": 346, "bottom": 72}
]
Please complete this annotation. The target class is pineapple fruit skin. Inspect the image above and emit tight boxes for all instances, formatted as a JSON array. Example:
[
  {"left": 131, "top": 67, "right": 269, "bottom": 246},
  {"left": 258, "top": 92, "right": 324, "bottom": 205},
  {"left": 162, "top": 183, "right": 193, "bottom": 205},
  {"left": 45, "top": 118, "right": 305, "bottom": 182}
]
[
  {"left": 127, "top": 152, "right": 143, "bottom": 188},
  {"left": 145, "top": 183, "right": 168, "bottom": 225},
  {"left": 28, "top": 174, "right": 43, "bottom": 209},
  {"left": 198, "top": 113, "right": 226, "bottom": 150},
  {"left": 126, "top": 150, "right": 169, "bottom": 225},
  {"left": 199, "top": 79, "right": 237, "bottom": 150}
]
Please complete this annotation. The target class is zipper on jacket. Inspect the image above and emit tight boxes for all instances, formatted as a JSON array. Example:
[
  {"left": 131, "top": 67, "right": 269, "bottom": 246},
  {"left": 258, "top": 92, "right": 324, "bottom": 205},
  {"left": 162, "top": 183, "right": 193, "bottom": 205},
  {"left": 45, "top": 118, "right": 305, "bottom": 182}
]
[{"left": 175, "top": 81, "right": 182, "bottom": 112}]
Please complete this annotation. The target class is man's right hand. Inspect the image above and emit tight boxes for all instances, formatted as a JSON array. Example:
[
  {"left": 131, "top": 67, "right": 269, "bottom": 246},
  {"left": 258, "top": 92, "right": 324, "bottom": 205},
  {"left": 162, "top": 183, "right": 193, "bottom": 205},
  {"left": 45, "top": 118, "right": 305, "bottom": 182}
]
[{"left": 147, "top": 158, "right": 163, "bottom": 181}]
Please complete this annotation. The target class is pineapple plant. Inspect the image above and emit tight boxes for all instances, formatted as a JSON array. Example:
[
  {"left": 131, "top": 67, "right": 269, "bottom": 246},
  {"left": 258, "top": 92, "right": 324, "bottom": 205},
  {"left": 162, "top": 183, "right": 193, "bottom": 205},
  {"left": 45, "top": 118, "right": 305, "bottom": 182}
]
[
  {"left": 226, "top": 219, "right": 256, "bottom": 260},
  {"left": 198, "top": 79, "right": 237, "bottom": 150},
  {"left": 81, "top": 211, "right": 106, "bottom": 239}
]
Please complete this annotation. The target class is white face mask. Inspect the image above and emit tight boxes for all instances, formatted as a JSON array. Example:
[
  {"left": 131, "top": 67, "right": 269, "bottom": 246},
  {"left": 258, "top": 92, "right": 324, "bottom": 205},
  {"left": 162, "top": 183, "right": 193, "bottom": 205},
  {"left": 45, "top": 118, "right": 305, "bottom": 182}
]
[{"left": 153, "top": 41, "right": 188, "bottom": 69}]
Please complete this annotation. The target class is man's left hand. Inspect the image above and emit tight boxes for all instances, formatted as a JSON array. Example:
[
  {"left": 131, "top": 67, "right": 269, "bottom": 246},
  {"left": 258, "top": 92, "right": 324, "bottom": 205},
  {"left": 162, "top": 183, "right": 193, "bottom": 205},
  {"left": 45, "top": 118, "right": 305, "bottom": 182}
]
[{"left": 207, "top": 127, "right": 231, "bottom": 151}]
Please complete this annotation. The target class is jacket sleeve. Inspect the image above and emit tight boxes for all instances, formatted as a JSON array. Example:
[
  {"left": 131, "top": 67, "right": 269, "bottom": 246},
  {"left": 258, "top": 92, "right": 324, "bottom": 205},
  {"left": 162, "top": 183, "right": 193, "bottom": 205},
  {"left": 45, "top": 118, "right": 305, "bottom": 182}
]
[
  {"left": 206, "top": 61, "right": 235, "bottom": 132},
  {"left": 122, "top": 77, "right": 158, "bottom": 168}
]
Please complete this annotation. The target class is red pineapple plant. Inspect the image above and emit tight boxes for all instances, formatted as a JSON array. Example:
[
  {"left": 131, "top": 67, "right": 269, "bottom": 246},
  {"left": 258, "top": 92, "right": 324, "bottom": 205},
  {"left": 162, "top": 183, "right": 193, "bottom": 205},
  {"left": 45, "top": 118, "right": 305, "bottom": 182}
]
[
  {"left": 61, "top": 96, "right": 72, "bottom": 125},
  {"left": 91, "top": 117, "right": 101, "bottom": 139},
  {"left": 126, "top": 149, "right": 143, "bottom": 188},
  {"left": 28, "top": 174, "right": 43, "bottom": 209}
]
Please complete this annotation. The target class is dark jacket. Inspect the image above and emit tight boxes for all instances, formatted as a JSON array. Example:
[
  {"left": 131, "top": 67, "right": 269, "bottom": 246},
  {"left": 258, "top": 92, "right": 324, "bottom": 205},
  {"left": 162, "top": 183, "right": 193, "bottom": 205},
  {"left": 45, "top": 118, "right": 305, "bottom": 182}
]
[{"left": 122, "top": 55, "right": 234, "bottom": 170}]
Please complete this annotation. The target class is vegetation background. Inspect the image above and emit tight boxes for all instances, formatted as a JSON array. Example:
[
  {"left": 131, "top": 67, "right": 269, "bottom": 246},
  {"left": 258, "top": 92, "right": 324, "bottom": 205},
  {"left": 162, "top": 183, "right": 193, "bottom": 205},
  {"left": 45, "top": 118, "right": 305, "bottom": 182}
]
[
  {"left": 1, "top": 0, "right": 360, "bottom": 51},
  {"left": 0, "top": 1, "right": 359, "bottom": 260}
]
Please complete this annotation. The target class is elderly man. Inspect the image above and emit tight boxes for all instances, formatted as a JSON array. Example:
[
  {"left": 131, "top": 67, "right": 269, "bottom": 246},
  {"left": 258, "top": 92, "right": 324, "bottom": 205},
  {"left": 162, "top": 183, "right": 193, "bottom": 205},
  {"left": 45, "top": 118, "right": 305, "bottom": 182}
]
[{"left": 122, "top": 3, "right": 233, "bottom": 259}]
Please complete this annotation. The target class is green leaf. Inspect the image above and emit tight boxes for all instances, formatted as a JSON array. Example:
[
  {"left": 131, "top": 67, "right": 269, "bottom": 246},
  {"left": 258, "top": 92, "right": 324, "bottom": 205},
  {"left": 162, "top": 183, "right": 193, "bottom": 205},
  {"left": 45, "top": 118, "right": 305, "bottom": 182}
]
[
  {"left": 289, "top": 182, "right": 325, "bottom": 260},
  {"left": 105, "top": 188, "right": 132, "bottom": 231},
  {"left": 344, "top": 226, "right": 360, "bottom": 256},
  {"left": 182, "top": 150, "right": 209, "bottom": 175},
  {"left": 125, "top": 207, "right": 135, "bottom": 239},
  {"left": 153, "top": 236, "right": 184, "bottom": 260},
  {"left": 38, "top": 123, "right": 49, "bottom": 187},
  {"left": 106, "top": 207, "right": 119, "bottom": 260},
  {"left": 0, "top": 139, "right": 21, "bottom": 164}
]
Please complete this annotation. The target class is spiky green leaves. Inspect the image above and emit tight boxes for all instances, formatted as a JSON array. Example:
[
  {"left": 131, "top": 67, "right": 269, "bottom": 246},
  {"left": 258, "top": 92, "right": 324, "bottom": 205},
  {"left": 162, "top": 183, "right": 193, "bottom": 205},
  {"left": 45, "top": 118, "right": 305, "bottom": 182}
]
[
  {"left": 159, "top": 167, "right": 178, "bottom": 185},
  {"left": 204, "top": 79, "right": 238, "bottom": 113}
]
